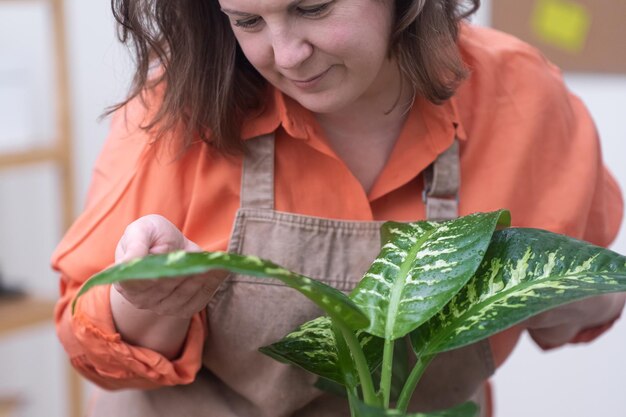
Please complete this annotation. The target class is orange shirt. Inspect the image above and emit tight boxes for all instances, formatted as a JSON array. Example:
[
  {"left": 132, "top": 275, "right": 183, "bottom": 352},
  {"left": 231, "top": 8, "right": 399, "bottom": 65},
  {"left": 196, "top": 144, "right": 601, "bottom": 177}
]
[{"left": 52, "top": 25, "right": 623, "bottom": 390}]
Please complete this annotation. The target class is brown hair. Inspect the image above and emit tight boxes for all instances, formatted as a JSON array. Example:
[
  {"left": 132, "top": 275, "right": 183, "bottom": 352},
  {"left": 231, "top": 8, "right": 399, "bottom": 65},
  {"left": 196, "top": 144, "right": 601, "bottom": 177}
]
[{"left": 109, "top": 0, "right": 480, "bottom": 154}]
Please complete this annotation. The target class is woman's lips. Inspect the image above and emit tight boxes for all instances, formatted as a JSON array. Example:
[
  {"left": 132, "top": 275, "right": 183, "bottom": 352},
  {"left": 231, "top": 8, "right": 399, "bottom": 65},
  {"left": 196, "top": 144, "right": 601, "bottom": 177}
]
[{"left": 289, "top": 67, "right": 332, "bottom": 90}]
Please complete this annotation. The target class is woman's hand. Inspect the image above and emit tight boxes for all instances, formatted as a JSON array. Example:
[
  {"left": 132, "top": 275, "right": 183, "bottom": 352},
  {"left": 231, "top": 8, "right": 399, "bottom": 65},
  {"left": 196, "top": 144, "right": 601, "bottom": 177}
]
[
  {"left": 524, "top": 293, "right": 626, "bottom": 349},
  {"left": 109, "top": 214, "right": 227, "bottom": 358},
  {"left": 113, "top": 214, "right": 226, "bottom": 319}
]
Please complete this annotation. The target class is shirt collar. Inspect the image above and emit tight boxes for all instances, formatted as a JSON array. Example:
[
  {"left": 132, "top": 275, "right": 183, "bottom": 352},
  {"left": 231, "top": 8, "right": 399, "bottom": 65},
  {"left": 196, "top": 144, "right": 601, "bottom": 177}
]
[
  {"left": 240, "top": 87, "right": 313, "bottom": 141},
  {"left": 240, "top": 85, "right": 468, "bottom": 143},
  {"left": 448, "top": 95, "right": 468, "bottom": 141}
]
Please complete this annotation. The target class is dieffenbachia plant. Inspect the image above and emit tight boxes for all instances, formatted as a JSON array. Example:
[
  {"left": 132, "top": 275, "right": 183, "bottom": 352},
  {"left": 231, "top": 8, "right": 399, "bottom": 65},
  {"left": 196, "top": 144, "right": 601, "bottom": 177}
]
[{"left": 72, "top": 210, "right": 626, "bottom": 417}]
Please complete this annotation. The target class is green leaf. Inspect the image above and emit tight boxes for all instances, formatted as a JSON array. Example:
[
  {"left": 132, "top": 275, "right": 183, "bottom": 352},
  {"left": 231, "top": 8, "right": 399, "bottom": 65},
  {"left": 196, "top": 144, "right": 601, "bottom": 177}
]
[
  {"left": 72, "top": 250, "right": 369, "bottom": 330},
  {"left": 412, "top": 228, "right": 626, "bottom": 354},
  {"left": 259, "top": 317, "right": 342, "bottom": 383},
  {"left": 350, "top": 394, "right": 479, "bottom": 417},
  {"left": 259, "top": 316, "right": 383, "bottom": 386},
  {"left": 351, "top": 210, "right": 510, "bottom": 340}
]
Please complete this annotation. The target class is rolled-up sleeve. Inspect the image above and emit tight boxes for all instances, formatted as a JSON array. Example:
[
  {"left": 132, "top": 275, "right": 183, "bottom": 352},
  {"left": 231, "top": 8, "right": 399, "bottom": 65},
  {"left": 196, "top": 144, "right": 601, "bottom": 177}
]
[
  {"left": 52, "top": 96, "right": 208, "bottom": 389},
  {"left": 57, "top": 282, "right": 206, "bottom": 389}
]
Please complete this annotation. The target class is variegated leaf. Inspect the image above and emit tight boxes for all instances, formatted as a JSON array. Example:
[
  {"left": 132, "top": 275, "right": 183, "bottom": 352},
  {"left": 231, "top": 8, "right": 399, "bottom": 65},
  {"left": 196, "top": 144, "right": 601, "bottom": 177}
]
[
  {"left": 259, "top": 316, "right": 384, "bottom": 386},
  {"left": 73, "top": 250, "right": 369, "bottom": 330},
  {"left": 412, "top": 228, "right": 626, "bottom": 354},
  {"left": 351, "top": 211, "right": 510, "bottom": 340},
  {"left": 350, "top": 394, "right": 479, "bottom": 417}
]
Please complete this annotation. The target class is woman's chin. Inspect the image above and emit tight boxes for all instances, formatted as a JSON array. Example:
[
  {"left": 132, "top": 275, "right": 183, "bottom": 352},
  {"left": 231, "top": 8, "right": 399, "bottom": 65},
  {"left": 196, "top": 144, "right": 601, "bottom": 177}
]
[{"left": 286, "top": 91, "right": 351, "bottom": 115}]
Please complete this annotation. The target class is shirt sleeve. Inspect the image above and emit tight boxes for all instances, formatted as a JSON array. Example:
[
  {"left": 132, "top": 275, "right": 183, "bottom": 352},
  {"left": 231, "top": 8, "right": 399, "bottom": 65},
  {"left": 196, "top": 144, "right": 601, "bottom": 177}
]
[
  {"left": 543, "top": 74, "right": 624, "bottom": 348},
  {"left": 568, "top": 312, "right": 623, "bottom": 344},
  {"left": 459, "top": 25, "right": 624, "bottom": 246},
  {"left": 52, "top": 96, "right": 207, "bottom": 389},
  {"left": 458, "top": 26, "right": 624, "bottom": 357},
  {"left": 530, "top": 61, "right": 624, "bottom": 349}
]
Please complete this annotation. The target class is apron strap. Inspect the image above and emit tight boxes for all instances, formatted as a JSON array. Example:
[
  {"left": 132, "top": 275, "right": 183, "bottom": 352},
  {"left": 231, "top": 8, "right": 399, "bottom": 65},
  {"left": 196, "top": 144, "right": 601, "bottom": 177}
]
[
  {"left": 241, "top": 133, "right": 275, "bottom": 209},
  {"left": 423, "top": 139, "right": 460, "bottom": 221},
  {"left": 241, "top": 132, "right": 460, "bottom": 219}
]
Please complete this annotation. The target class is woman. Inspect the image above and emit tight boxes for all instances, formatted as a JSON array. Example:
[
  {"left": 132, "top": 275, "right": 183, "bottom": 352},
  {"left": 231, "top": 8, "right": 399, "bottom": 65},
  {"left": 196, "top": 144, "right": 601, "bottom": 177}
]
[{"left": 53, "top": 0, "right": 625, "bottom": 416}]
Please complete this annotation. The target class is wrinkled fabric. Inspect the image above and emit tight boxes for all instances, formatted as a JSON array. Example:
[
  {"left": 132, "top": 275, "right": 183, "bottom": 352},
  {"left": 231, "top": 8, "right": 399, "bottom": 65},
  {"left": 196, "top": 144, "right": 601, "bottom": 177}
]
[
  {"left": 89, "top": 133, "right": 492, "bottom": 417},
  {"left": 53, "top": 24, "right": 623, "bottom": 391}
]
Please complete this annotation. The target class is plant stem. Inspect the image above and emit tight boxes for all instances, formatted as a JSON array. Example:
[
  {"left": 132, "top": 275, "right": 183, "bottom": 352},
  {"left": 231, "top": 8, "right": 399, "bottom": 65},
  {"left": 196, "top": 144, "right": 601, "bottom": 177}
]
[
  {"left": 335, "top": 320, "right": 379, "bottom": 407},
  {"left": 380, "top": 337, "right": 395, "bottom": 407},
  {"left": 330, "top": 321, "right": 359, "bottom": 416},
  {"left": 347, "top": 385, "right": 359, "bottom": 417},
  {"left": 396, "top": 354, "right": 435, "bottom": 412}
]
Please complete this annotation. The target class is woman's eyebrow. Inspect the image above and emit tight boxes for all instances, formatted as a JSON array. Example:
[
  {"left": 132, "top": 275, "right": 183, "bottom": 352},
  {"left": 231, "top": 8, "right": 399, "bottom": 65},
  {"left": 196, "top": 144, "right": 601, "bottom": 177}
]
[
  {"left": 221, "top": 0, "right": 306, "bottom": 16},
  {"left": 220, "top": 8, "right": 251, "bottom": 16}
]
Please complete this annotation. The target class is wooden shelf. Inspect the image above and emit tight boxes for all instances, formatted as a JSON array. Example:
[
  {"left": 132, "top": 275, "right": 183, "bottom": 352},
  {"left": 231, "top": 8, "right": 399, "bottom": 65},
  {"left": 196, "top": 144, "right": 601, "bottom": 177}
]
[
  {"left": 0, "top": 297, "right": 55, "bottom": 336},
  {"left": 0, "top": 146, "right": 60, "bottom": 170}
]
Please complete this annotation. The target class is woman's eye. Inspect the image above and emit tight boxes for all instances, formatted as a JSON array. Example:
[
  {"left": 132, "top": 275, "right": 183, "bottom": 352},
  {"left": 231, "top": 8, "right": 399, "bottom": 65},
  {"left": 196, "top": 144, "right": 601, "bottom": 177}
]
[
  {"left": 231, "top": 1, "right": 332, "bottom": 29},
  {"left": 234, "top": 16, "right": 262, "bottom": 29},
  {"left": 297, "top": 2, "right": 332, "bottom": 17}
]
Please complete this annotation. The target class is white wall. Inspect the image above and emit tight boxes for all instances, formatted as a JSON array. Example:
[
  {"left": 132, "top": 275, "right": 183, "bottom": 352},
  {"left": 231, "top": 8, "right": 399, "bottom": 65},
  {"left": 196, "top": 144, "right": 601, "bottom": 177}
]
[
  {"left": 0, "top": 1, "right": 624, "bottom": 416},
  {"left": 64, "top": 0, "right": 132, "bottom": 211}
]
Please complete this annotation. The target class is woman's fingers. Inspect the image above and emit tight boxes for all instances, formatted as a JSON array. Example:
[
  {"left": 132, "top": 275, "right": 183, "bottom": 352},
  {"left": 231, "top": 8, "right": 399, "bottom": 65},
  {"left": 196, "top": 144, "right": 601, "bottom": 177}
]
[
  {"left": 115, "top": 217, "right": 155, "bottom": 263},
  {"left": 116, "top": 214, "right": 188, "bottom": 263},
  {"left": 112, "top": 214, "right": 227, "bottom": 318},
  {"left": 117, "top": 271, "right": 227, "bottom": 318},
  {"left": 183, "top": 237, "right": 205, "bottom": 253},
  {"left": 178, "top": 272, "right": 228, "bottom": 317},
  {"left": 114, "top": 214, "right": 186, "bottom": 297}
]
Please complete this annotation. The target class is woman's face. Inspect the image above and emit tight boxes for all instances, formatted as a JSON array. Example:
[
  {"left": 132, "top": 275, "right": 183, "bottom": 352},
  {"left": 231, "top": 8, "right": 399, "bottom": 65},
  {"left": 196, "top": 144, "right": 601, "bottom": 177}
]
[{"left": 219, "top": 0, "right": 397, "bottom": 114}]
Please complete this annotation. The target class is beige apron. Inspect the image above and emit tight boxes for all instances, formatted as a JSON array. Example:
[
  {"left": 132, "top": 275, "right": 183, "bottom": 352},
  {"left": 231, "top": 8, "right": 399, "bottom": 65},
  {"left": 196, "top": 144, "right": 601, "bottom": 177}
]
[{"left": 91, "top": 134, "right": 494, "bottom": 417}]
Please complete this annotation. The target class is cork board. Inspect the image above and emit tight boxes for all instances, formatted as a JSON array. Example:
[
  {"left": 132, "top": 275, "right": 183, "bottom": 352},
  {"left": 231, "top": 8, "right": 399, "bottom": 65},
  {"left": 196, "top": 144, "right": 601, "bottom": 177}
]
[{"left": 492, "top": 0, "right": 626, "bottom": 73}]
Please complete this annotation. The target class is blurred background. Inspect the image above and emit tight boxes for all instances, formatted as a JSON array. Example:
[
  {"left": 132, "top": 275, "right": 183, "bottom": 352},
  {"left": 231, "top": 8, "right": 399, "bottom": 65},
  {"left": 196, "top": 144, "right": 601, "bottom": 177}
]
[{"left": 0, "top": 0, "right": 624, "bottom": 416}]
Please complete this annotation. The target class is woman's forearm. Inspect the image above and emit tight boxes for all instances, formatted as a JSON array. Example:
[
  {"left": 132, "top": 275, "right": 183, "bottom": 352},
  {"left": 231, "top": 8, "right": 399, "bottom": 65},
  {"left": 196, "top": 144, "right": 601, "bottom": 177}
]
[{"left": 110, "top": 285, "right": 191, "bottom": 359}]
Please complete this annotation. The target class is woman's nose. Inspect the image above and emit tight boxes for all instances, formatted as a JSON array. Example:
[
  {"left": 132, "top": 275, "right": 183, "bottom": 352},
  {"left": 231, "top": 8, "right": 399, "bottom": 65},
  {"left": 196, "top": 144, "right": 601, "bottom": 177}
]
[{"left": 269, "top": 27, "right": 313, "bottom": 70}]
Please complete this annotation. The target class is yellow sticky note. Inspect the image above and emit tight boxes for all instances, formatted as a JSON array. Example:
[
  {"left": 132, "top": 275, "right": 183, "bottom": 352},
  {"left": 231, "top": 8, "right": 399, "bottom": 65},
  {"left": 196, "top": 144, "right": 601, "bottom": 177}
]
[{"left": 531, "top": 0, "right": 591, "bottom": 53}]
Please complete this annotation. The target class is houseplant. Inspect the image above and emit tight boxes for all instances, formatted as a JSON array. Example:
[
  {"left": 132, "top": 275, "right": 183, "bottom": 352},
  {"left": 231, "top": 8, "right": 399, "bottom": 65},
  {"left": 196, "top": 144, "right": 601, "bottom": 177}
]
[{"left": 72, "top": 210, "right": 626, "bottom": 417}]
